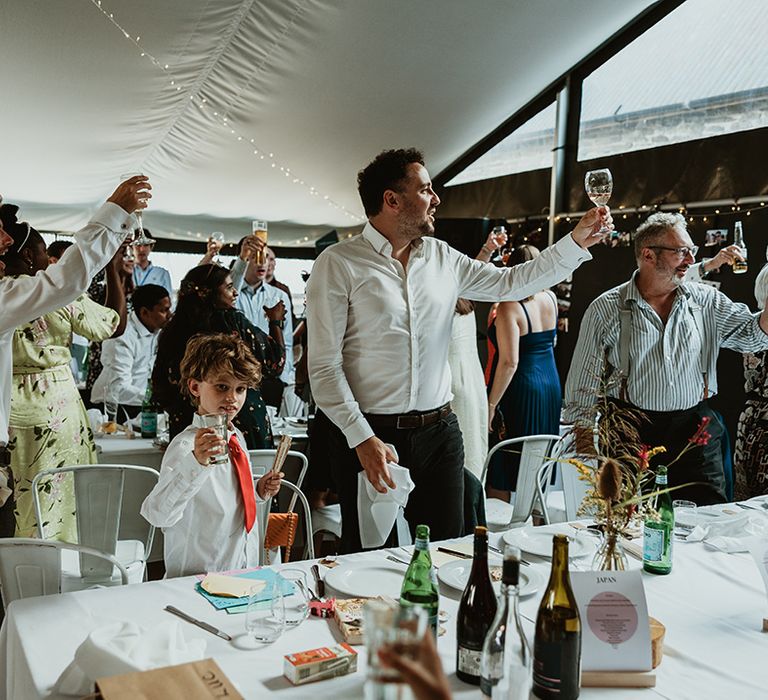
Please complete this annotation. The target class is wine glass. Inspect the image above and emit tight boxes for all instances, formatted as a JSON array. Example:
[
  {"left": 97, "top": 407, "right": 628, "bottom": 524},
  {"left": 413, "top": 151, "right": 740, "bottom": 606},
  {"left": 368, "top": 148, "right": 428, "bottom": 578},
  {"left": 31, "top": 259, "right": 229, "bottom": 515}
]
[
  {"left": 584, "top": 168, "right": 612, "bottom": 235},
  {"left": 120, "top": 172, "right": 148, "bottom": 241},
  {"left": 489, "top": 225, "right": 507, "bottom": 262},
  {"left": 209, "top": 231, "right": 225, "bottom": 263}
]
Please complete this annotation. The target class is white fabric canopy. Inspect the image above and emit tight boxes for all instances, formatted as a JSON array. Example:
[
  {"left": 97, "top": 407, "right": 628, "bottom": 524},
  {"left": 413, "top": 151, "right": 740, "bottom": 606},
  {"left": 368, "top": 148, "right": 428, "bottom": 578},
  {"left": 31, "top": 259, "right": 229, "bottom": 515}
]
[{"left": 1, "top": 0, "right": 654, "bottom": 245}]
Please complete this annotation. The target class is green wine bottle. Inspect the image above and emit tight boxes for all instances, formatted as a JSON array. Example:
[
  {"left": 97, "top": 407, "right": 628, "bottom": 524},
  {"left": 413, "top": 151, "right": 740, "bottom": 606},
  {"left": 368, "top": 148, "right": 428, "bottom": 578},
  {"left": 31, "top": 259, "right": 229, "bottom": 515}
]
[
  {"left": 400, "top": 524, "right": 439, "bottom": 636},
  {"left": 643, "top": 465, "right": 673, "bottom": 575}
]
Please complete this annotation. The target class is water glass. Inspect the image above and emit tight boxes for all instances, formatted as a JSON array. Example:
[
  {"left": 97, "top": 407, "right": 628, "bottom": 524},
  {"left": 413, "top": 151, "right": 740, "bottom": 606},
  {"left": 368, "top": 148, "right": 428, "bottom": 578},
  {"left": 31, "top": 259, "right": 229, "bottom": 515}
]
[
  {"left": 200, "top": 413, "right": 229, "bottom": 465},
  {"left": 280, "top": 569, "right": 311, "bottom": 627},
  {"left": 245, "top": 580, "right": 285, "bottom": 644},
  {"left": 364, "top": 601, "right": 427, "bottom": 699},
  {"left": 673, "top": 499, "right": 697, "bottom": 538}
]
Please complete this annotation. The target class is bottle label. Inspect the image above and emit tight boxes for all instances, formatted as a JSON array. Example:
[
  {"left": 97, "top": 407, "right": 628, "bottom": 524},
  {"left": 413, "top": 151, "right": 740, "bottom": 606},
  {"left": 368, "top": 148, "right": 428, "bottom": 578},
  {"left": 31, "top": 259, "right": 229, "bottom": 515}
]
[
  {"left": 141, "top": 412, "right": 157, "bottom": 436},
  {"left": 533, "top": 639, "right": 580, "bottom": 696},
  {"left": 457, "top": 645, "right": 483, "bottom": 677},
  {"left": 643, "top": 526, "right": 664, "bottom": 562}
]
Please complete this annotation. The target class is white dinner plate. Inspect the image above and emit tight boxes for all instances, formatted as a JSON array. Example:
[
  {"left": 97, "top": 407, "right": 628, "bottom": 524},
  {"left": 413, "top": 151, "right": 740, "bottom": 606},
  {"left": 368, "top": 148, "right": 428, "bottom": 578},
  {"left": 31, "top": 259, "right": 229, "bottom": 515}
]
[
  {"left": 501, "top": 527, "right": 593, "bottom": 559},
  {"left": 437, "top": 559, "right": 544, "bottom": 598},
  {"left": 324, "top": 561, "right": 406, "bottom": 598}
]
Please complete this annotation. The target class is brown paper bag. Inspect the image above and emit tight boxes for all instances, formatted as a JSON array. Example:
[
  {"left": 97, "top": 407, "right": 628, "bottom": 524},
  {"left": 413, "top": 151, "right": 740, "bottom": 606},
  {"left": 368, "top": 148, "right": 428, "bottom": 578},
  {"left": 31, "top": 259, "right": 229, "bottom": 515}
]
[{"left": 94, "top": 658, "right": 243, "bottom": 700}]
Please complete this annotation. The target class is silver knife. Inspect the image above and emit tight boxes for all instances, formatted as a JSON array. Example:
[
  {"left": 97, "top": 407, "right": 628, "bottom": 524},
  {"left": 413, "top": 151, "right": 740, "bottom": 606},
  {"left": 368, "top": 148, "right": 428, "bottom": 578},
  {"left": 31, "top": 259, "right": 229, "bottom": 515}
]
[
  {"left": 164, "top": 605, "right": 232, "bottom": 641},
  {"left": 311, "top": 563, "right": 325, "bottom": 599}
]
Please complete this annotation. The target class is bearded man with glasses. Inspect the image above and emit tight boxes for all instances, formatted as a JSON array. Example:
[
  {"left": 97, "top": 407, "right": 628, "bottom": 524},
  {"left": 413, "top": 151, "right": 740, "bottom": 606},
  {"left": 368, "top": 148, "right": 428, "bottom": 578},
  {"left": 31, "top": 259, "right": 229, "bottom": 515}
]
[{"left": 564, "top": 212, "right": 768, "bottom": 505}]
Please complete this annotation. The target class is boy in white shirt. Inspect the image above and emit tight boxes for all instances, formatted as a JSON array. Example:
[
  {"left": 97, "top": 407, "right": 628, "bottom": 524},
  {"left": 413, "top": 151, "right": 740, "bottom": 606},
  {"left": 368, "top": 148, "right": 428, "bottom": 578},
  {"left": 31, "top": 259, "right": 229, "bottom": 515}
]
[{"left": 141, "top": 333, "right": 282, "bottom": 578}]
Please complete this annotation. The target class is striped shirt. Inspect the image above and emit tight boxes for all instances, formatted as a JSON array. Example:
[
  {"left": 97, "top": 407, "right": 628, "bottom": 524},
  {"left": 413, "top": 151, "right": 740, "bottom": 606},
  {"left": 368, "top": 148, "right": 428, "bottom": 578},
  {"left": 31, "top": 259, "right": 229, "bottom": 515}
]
[{"left": 563, "top": 271, "right": 768, "bottom": 419}]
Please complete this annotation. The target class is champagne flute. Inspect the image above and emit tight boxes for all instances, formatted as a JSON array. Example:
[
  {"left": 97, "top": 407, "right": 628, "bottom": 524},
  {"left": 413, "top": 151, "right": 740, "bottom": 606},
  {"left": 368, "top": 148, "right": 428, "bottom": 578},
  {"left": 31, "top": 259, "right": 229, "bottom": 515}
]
[
  {"left": 584, "top": 168, "right": 612, "bottom": 235},
  {"left": 490, "top": 225, "right": 507, "bottom": 262},
  {"left": 120, "top": 172, "right": 148, "bottom": 242},
  {"left": 209, "top": 231, "right": 225, "bottom": 263}
]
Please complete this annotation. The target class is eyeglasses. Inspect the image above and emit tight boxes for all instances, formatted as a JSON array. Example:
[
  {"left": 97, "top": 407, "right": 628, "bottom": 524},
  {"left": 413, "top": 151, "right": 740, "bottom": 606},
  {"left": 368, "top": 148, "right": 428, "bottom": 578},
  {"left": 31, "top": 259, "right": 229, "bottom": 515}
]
[{"left": 648, "top": 245, "right": 699, "bottom": 258}]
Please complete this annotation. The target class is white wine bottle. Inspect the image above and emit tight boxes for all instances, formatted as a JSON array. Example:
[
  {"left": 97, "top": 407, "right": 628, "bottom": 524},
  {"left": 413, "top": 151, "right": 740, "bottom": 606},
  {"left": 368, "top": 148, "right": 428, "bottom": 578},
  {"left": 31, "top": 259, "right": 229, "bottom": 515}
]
[
  {"left": 480, "top": 544, "right": 531, "bottom": 699},
  {"left": 533, "top": 535, "right": 581, "bottom": 700}
]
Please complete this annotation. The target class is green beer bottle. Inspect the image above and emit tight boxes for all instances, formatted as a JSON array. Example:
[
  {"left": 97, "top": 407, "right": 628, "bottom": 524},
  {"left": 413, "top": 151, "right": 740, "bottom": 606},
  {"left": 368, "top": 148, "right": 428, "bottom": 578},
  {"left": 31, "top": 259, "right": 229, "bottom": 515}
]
[
  {"left": 643, "top": 465, "right": 673, "bottom": 575},
  {"left": 400, "top": 524, "right": 439, "bottom": 636},
  {"left": 140, "top": 383, "right": 158, "bottom": 439}
]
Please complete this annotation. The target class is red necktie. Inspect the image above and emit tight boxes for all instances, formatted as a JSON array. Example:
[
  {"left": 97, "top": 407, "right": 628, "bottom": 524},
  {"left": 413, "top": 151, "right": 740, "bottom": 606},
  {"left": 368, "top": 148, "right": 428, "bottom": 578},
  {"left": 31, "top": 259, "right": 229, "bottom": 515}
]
[{"left": 228, "top": 434, "right": 256, "bottom": 533}]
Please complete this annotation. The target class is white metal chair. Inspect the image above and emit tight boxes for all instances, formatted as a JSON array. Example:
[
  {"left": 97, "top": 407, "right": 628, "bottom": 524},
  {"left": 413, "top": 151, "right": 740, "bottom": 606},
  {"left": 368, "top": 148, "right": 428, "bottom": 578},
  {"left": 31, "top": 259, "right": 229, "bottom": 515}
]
[
  {"left": 256, "top": 478, "right": 315, "bottom": 565},
  {"left": 0, "top": 538, "right": 129, "bottom": 608},
  {"left": 479, "top": 434, "right": 563, "bottom": 532},
  {"left": 248, "top": 449, "right": 309, "bottom": 512},
  {"left": 535, "top": 432, "right": 594, "bottom": 524},
  {"left": 32, "top": 464, "right": 158, "bottom": 585}
]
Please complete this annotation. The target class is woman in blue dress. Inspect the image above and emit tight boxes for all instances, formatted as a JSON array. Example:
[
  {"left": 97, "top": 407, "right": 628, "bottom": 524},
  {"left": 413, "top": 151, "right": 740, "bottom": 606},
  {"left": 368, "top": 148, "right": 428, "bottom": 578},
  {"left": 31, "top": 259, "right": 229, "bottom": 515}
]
[{"left": 485, "top": 245, "right": 561, "bottom": 501}]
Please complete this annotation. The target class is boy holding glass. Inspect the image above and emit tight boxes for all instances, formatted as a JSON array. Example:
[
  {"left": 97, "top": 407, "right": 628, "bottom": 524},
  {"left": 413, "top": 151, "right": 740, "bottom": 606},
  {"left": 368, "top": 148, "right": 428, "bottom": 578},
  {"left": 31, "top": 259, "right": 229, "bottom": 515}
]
[{"left": 141, "top": 333, "right": 282, "bottom": 578}]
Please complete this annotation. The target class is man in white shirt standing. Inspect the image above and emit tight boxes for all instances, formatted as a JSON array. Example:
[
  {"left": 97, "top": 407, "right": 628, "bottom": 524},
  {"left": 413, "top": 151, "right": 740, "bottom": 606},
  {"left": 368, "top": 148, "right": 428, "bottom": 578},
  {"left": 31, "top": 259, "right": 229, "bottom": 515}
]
[
  {"left": 306, "top": 148, "right": 610, "bottom": 553},
  {"left": 0, "top": 176, "right": 151, "bottom": 535},
  {"left": 91, "top": 284, "right": 171, "bottom": 417},
  {"left": 132, "top": 229, "right": 172, "bottom": 296},
  {"left": 230, "top": 237, "right": 293, "bottom": 408}
]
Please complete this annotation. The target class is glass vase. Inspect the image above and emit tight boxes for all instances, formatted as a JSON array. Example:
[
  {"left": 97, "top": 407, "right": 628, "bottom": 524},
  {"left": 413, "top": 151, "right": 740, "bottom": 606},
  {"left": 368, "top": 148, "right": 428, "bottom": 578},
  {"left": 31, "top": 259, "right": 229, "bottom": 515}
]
[{"left": 591, "top": 527, "right": 628, "bottom": 571}]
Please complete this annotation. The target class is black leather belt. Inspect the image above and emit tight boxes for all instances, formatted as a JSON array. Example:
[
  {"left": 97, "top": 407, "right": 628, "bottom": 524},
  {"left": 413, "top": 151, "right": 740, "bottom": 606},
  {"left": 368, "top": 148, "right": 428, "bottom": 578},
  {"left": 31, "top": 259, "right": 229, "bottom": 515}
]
[{"left": 364, "top": 403, "right": 452, "bottom": 430}]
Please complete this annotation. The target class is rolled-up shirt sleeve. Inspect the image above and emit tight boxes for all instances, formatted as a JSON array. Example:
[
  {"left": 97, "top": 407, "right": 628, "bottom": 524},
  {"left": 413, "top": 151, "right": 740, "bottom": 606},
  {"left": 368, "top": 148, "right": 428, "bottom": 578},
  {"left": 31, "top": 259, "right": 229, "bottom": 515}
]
[{"left": 306, "top": 252, "right": 373, "bottom": 449}]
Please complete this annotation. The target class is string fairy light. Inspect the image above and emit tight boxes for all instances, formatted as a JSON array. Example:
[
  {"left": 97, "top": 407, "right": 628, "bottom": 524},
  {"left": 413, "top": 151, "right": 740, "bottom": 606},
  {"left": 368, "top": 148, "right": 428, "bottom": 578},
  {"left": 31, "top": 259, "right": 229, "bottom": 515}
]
[{"left": 89, "top": 0, "right": 365, "bottom": 229}]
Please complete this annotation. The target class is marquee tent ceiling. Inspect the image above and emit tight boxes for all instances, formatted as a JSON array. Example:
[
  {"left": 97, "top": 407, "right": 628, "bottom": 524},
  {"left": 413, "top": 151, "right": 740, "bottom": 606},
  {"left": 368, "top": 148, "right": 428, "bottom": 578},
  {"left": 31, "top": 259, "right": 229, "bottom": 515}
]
[{"left": 2, "top": 0, "right": 655, "bottom": 246}]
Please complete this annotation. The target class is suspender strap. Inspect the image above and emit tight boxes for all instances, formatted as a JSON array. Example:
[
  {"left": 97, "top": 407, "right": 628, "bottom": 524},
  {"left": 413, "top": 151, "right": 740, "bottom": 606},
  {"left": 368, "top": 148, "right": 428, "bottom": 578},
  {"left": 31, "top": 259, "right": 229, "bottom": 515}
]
[
  {"left": 616, "top": 282, "right": 633, "bottom": 402},
  {"left": 688, "top": 301, "right": 709, "bottom": 400}
]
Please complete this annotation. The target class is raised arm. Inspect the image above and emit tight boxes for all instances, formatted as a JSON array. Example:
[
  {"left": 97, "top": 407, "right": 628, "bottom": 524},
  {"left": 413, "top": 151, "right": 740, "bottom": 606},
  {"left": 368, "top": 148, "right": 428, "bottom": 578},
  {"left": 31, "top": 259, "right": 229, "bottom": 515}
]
[
  {"left": 487, "top": 303, "right": 521, "bottom": 431},
  {"left": 0, "top": 176, "right": 150, "bottom": 333}
]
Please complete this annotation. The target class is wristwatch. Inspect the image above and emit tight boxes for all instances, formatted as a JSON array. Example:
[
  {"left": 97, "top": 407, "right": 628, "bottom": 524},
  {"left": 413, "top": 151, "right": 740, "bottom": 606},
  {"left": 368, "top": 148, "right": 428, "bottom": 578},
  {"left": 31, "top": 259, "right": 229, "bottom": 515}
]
[{"left": 269, "top": 319, "right": 285, "bottom": 330}]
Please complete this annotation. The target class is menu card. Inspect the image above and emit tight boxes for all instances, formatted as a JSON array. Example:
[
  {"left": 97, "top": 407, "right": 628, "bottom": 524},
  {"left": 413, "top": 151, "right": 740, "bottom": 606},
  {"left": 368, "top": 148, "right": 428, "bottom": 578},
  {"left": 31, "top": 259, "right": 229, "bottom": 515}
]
[{"left": 570, "top": 570, "right": 652, "bottom": 671}]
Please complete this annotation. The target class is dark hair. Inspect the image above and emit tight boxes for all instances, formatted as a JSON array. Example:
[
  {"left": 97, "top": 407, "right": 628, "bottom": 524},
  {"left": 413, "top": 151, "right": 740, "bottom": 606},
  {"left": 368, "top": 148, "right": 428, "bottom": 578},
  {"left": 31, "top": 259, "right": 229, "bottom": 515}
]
[
  {"left": 0, "top": 203, "right": 45, "bottom": 270},
  {"left": 46, "top": 240, "right": 73, "bottom": 260},
  {"left": 357, "top": 148, "right": 425, "bottom": 217},
  {"left": 153, "top": 264, "right": 231, "bottom": 409},
  {"left": 180, "top": 333, "right": 262, "bottom": 403},
  {"left": 505, "top": 244, "right": 539, "bottom": 268},
  {"left": 132, "top": 284, "right": 169, "bottom": 312}
]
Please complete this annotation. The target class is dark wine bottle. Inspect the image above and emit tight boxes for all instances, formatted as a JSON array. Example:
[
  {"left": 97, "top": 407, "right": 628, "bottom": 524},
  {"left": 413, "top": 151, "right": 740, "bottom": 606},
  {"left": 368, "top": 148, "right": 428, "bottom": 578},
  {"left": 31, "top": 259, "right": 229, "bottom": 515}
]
[
  {"left": 456, "top": 526, "right": 498, "bottom": 685},
  {"left": 533, "top": 534, "right": 581, "bottom": 700}
]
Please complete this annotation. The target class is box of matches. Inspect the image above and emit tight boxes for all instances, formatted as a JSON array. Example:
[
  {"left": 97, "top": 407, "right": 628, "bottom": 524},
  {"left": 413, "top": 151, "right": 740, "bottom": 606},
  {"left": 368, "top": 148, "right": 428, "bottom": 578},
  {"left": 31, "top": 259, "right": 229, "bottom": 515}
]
[{"left": 283, "top": 643, "right": 357, "bottom": 685}]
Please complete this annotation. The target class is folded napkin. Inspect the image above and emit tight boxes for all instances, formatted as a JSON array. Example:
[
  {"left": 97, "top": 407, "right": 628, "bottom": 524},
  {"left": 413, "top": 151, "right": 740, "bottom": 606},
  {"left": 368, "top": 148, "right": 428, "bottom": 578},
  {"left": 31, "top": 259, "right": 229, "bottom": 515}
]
[
  {"left": 685, "top": 513, "right": 756, "bottom": 553},
  {"left": 358, "top": 462, "right": 415, "bottom": 548},
  {"left": 55, "top": 620, "right": 206, "bottom": 696}
]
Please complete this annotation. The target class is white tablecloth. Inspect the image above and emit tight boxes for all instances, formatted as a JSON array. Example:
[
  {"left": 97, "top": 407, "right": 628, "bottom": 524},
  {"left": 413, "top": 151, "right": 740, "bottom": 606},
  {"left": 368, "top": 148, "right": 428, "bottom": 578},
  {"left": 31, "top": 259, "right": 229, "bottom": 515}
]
[
  {"left": 95, "top": 436, "right": 164, "bottom": 470},
  {"left": 1, "top": 529, "right": 767, "bottom": 699}
]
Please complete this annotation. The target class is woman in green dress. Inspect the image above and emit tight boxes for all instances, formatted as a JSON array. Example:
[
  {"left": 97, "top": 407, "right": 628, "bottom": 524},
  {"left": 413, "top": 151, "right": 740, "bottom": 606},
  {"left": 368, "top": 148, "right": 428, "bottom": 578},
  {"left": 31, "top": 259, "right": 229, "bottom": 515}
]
[
  {"left": 152, "top": 264, "right": 286, "bottom": 448},
  {"left": 0, "top": 204, "right": 128, "bottom": 539}
]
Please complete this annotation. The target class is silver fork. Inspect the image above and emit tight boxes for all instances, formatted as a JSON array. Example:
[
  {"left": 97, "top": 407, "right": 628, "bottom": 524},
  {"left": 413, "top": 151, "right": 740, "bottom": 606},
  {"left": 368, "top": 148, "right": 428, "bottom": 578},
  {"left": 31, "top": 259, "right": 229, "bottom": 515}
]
[{"left": 387, "top": 554, "right": 410, "bottom": 566}]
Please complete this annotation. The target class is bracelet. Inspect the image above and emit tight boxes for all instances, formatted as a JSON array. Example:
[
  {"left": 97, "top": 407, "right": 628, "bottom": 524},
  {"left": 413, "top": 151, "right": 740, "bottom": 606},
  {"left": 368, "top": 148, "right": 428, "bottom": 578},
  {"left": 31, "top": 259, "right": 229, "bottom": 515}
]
[{"left": 269, "top": 319, "right": 285, "bottom": 329}]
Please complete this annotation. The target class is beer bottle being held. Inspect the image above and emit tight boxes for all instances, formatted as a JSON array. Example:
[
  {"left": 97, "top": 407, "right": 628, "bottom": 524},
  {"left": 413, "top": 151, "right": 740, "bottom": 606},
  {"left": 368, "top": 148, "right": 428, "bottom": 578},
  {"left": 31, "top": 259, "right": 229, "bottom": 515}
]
[
  {"left": 733, "top": 220, "right": 748, "bottom": 274},
  {"left": 400, "top": 524, "right": 439, "bottom": 636},
  {"left": 456, "top": 526, "right": 497, "bottom": 685},
  {"left": 643, "top": 465, "right": 673, "bottom": 575},
  {"left": 533, "top": 534, "right": 581, "bottom": 700},
  {"left": 480, "top": 544, "right": 531, "bottom": 699}
]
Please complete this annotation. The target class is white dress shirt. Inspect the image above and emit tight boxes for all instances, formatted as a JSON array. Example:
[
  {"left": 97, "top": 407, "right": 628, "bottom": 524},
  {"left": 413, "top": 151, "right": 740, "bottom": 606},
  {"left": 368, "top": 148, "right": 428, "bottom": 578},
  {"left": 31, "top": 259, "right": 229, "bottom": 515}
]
[
  {"left": 140, "top": 414, "right": 263, "bottom": 578},
  {"left": 306, "top": 222, "right": 591, "bottom": 448},
  {"left": 91, "top": 311, "right": 158, "bottom": 407},
  {"left": 0, "top": 202, "right": 131, "bottom": 446},
  {"left": 231, "top": 258, "right": 294, "bottom": 384},
  {"left": 132, "top": 262, "right": 172, "bottom": 295}
]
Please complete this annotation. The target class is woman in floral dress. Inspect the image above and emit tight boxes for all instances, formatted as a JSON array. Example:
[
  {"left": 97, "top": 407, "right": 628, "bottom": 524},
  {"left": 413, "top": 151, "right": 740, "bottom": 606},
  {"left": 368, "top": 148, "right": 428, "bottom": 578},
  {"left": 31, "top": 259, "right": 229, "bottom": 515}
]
[{"left": 0, "top": 205, "right": 127, "bottom": 539}]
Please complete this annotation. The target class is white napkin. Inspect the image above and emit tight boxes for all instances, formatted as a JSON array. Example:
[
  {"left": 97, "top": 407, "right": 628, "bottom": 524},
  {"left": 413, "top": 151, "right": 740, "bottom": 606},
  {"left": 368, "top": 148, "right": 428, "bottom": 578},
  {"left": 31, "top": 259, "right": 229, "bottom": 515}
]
[
  {"left": 54, "top": 620, "right": 206, "bottom": 696},
  {"left": 685, "top": 513, "right": 757, "bottom": 553},
  {"left": 358, "top": 462, "right": 415, "bottom": 548},
  {"left": 87, "top": 408, "right": 105, "bottom": 434}
]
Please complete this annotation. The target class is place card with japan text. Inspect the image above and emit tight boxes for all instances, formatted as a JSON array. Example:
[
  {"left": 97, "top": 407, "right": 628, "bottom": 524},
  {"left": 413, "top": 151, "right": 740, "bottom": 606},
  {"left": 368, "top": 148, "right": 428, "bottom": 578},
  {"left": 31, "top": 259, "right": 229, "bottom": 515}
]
[{"left": 570, "top": 570, "right": 652, "bottom": 671}]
